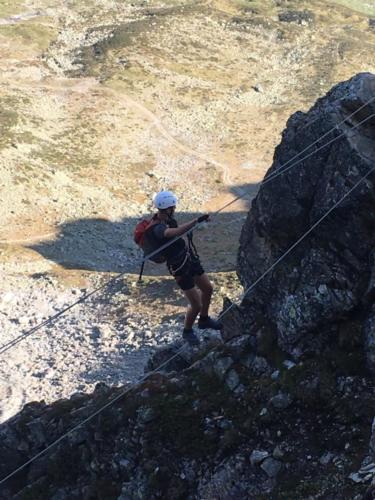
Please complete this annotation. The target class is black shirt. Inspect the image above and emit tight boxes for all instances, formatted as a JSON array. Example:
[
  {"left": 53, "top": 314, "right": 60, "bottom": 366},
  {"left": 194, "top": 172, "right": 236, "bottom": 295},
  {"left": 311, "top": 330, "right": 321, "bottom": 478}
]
[{"left": 151, "top": 217, "right": 187, "bottom": 264}]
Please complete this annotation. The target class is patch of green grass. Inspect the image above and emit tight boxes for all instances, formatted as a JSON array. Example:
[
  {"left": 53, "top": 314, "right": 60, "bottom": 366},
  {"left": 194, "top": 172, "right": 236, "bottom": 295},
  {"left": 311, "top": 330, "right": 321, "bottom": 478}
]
[
  {"left": 33, "top": 118, "right": 101, "bottom": 171},
  {"left": 0, "top": 97, "right": 19, "bottom": 148},
  {"left": 330, "top": 0, "right": 375, "bottom": 16},
  {"left": 34, "top": 144, "right": 99, "bottom": 172},
  {"left": 75, "top": 19, "right": 154, "bottom": 79},
  {"left": 74, "top": 3, "right": 202, "bottom": 80},
  {"left": 0, "top": 0, "right": 24, "bottom": 17},
  {"left": 0, "top": 21, "right": 57, "bottom": 51},
  {"left": 233, "top": 0, "right": 276, "bottom": 15}
]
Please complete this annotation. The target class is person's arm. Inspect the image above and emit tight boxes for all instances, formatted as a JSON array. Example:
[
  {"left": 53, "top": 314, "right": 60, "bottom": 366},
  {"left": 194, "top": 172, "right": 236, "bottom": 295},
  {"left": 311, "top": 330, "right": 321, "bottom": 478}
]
[
  {"left": 164, "top": 214, "right": 209, "bottom": 238},
  {"left": 164, "top": 219, "right": 196, "bottom": 238}
]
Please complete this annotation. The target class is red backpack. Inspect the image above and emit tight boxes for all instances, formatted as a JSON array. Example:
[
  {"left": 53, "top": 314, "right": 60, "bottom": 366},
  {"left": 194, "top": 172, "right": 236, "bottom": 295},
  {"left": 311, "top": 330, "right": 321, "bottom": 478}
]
[{"left": 134, "top": 218, "right": 166, "bottom": 264}]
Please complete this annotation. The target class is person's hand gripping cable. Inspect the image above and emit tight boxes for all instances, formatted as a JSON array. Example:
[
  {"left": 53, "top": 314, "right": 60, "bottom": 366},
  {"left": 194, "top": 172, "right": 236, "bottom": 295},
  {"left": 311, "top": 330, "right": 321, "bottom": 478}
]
[{"left": 196, "top": 214, "right": 210, "bottom": 224}]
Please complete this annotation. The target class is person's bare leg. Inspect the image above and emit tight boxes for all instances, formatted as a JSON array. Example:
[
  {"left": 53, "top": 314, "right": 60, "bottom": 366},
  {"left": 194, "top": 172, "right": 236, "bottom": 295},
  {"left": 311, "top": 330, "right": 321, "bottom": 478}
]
[
  {"left": 194, "top": 273, "right": 213, "bottom": 318},
  {"left": 183, "top": 287, "right": 201, "bottom": 329},
  {"left": 194, "top": 273, "right": 222, "bottom": 330}
]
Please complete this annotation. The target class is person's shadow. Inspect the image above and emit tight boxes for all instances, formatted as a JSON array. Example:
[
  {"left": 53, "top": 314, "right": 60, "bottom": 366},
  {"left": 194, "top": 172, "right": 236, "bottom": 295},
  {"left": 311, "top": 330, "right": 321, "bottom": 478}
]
[{"left": 28, "top": 183, "right": 257, "bottom": 275}]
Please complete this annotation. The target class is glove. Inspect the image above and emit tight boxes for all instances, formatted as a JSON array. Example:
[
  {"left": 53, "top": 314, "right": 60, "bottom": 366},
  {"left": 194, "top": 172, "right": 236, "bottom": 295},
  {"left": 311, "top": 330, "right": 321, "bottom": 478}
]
[{"left": 197, "top": 214, "right": 210, "bottom": 223}]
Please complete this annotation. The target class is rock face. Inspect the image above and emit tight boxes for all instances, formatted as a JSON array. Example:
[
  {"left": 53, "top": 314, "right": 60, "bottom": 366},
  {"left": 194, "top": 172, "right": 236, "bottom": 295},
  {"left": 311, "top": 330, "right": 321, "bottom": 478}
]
[
  {"left": 238, "top": 72, "right": 375, "bottom": 371},
  {"left": 1, "top": 75, "right": 375, "bottom": 500},
  {"left": 1, "top": 332, "right": 374, "bottom": 499}
]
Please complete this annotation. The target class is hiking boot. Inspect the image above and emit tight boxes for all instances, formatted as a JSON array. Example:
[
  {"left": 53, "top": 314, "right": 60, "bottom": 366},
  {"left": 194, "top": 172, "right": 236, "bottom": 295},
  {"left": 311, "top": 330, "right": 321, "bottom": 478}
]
[
  {"left": 182, "top": 328, "right": 200, "bottom": 346},
  {"left": 198, "top": 316, "right": 223, "bottom": 330}
]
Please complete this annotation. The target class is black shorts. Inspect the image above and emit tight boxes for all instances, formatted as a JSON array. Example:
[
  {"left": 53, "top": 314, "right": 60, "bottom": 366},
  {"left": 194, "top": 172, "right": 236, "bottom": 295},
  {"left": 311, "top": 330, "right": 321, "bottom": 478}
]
[{"left": 168, "top": 253, "right": 204, "bottom": 291}]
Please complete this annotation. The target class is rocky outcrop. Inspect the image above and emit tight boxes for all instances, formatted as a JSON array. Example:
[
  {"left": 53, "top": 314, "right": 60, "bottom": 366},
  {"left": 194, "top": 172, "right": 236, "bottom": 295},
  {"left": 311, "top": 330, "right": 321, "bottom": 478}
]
[
  {"left": 0, "top": 332, "right": 374, "bottom": 499},
  {"left": 1, "top": 74, "right": 374, "bottom": 499},
  {"left": 238, "top": 72, "right": 375, "bottom": 372}
]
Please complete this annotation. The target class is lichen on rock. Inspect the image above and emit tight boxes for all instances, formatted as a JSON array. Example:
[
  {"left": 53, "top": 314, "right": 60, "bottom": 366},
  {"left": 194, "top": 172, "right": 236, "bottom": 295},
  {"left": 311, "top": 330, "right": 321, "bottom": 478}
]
[{"left": 238, "top": 72, "right": 375, "bottom": 372}]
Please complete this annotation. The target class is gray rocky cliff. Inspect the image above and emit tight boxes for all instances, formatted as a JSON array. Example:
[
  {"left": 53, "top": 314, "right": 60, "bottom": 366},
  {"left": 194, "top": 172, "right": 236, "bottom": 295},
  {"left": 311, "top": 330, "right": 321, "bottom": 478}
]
[
  {"left": 238, "top": 72, "right": 375, "bottom": 371},
  {"left": 0, "top": 74, "right": 374, "bottom": 500}
]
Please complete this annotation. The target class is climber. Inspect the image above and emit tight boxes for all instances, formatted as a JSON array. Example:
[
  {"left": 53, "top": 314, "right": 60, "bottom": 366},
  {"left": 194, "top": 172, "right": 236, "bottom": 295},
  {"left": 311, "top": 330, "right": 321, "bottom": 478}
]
[{"left": 149, "top": 190, "right": 222, "bottom": 345}]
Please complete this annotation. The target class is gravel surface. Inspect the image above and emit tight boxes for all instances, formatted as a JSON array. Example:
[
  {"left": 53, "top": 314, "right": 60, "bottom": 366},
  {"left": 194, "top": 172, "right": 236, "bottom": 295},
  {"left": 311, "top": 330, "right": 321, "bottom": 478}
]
[
  {"left": 0, "top": 269, "right": 241, "bottom": 423},
  {"left": 0, "top": 272, "right": 174, "bottom": 423}
]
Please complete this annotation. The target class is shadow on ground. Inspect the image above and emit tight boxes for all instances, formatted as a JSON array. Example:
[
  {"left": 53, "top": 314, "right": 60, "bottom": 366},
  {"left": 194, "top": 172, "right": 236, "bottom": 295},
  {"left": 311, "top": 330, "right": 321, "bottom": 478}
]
[{"left": 28, "top": 183, "right": 257, "bottom": 275}]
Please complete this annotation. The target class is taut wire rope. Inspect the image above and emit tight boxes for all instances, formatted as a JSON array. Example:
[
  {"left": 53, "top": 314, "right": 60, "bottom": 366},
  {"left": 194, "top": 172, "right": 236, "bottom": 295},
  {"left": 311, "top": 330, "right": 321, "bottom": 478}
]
[
  {"left": 1, "top": 161, "right": 374, "bottom": 487},
  {"left": 213, "top": 100, "right": 375, "bottom": 216}
]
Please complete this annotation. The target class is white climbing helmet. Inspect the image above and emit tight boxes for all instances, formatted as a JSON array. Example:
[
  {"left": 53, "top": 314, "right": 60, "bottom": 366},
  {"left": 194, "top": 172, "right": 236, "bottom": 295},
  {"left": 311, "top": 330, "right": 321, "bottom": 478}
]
[{"left": 153, "top": 190, "right": 178, "bottom": 210}]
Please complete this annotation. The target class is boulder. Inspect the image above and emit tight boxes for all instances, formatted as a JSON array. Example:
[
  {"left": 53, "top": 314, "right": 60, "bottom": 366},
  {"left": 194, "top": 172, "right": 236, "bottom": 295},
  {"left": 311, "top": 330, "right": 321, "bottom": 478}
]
[
  {"left": 261, "top": 457, "right": 282, "bottom": 478},
  {"left": 250, "top": 449, "right": 269, "bottom": 465},
  {"left": 270, "top": 392, "right": 292, "bottom": 410},
  {"left": 278, "top": 10, "right": 314, "bottom": 25},
  {"left": 238, "top": 72, "right": 375, "bottom": 371}
]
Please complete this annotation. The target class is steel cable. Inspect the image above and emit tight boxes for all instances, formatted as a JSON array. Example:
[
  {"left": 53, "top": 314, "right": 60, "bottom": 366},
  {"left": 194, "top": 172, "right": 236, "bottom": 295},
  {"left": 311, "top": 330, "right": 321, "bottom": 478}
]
[
  {"left": 1, "top": 160, "right": 374, "bottom": 488},
  {"left": 0, "top": 104, "right": 374, "bottom": 355},
  {"left": 213, "top": 101, "right": 375, "bottom": 216}
]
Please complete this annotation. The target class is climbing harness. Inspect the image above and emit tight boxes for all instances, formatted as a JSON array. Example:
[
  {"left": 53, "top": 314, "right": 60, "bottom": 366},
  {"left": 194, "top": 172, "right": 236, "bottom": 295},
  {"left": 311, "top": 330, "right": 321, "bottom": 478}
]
[
  {"left": 135, "top": 213, "right": 200, "bottom": 282},
  {"left": 164, "top": 231, "right": 199, "bottom": 277},
  {"left": 187, "top": 232, "right": 200, "bottom": 261},
  {"left": 168, "top": 251, "right": 189, "bottom": 276}
]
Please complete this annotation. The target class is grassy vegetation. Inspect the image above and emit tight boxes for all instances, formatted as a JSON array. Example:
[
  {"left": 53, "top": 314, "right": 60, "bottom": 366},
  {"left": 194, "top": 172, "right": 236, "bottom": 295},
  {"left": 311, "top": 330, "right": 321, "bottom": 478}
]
[
  {"left": 75, "top": 17, "right": 162, "bottom": 81},
  {"left": 330, "top": 0, "right": 375, "bottom": 16},
  {"left": 33, "top": 130, "right": 100, "bottom": 172},
  {"left": 0, "top": 0, "right": 24, "bottom": 17},
  {"left": 232, "top": 0, "right": 277, "bottom": 15},
  {"left": 0, "top": 20, "right": 58, "bottom": 50},
  {"left": 233, "top": 0, "right": 375, "bottom": 17},
  {"left": 0, "top": 97, "right": 19, "bottom": 149},
  {"left": 30, "top": 110, "right": 102, "bottom": 172},
  {"left": 74, "top": 2, "right": 203, "bottom": 82}
]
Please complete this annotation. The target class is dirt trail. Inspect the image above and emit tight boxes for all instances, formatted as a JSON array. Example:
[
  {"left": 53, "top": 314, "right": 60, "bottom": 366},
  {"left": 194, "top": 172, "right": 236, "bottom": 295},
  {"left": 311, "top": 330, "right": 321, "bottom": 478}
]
[
  {"left": 48, "top": 78, "right": 243, "bottom": 190},
  {"left": 116, "top": 92, "right": 239, "bottom": 189},
  {"left": 0, "top": 76, "right": 248, "bottom": 247},
  {"left": 0, "top": 11, "right": 45, "bottom": 25}
]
